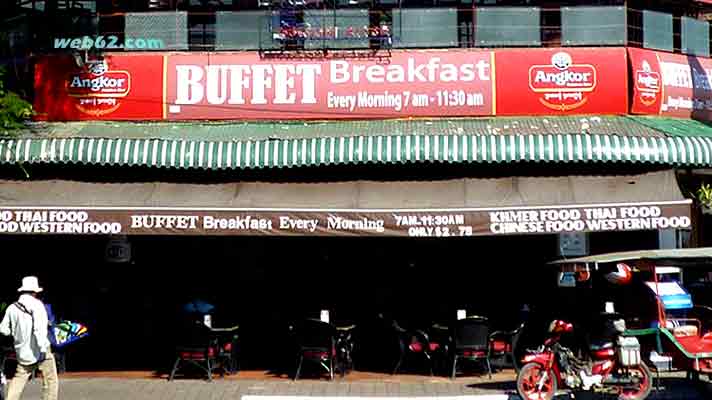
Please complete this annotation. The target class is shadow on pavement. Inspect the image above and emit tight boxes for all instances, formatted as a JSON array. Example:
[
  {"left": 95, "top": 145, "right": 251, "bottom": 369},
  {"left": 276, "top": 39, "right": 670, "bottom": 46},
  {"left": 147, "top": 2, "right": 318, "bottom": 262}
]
[{"left": 466, "top": 381, "right": 516, "bottom": 392}]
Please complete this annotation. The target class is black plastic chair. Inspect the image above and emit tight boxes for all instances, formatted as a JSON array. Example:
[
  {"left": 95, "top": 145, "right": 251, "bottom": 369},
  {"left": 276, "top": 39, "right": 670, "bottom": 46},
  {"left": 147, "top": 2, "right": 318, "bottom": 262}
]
[
  {"left": 392, "top": 320, "right": 439, "bottom": 376},
  {"left": 489, "top": 322, "right": 525, "bottom": 372},
  {"left": 292, "top": 318, "right": 336, "bottom": 381},
  {"left": 168, "top": 320, "right": 219, "bottom": 381},
  {"left": 428, "top": 324, "right": 453, "bottom": 375},
  {"left": 451, "top": 316, "right": 492, "bottom": 379}
]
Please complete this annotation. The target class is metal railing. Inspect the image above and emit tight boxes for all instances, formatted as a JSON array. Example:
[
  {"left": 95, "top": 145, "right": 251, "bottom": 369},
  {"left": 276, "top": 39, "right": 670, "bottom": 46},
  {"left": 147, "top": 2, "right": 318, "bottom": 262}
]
[{"left": 4, "top": 5, "right": 712, "bottom": 57}]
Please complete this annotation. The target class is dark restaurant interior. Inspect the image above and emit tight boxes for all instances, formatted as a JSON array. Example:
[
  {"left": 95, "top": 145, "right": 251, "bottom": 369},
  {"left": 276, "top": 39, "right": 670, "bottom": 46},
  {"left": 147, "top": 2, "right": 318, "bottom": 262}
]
[{"left": 0, "top": 229, "right": 660, "bottom": 373}]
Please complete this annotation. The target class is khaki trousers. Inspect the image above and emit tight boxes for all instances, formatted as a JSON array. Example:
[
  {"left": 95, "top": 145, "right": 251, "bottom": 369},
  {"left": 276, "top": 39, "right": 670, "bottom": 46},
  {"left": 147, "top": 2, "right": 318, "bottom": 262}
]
[{"left": 6, "top": 353, "right": 58, "bottom": 400}]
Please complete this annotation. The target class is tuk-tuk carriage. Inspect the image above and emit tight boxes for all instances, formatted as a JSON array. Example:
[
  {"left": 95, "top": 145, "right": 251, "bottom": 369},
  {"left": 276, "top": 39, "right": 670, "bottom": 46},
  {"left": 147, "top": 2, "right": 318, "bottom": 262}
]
[{"left": 551, "top": 248, "right": 712, "bottom": 380}]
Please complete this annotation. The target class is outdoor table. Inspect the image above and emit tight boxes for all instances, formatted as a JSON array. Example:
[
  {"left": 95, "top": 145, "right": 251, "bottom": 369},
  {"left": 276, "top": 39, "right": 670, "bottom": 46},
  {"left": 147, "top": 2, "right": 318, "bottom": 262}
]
[
  {"left": 210, "top": 325, "right": 240, "bottom": 333},
  {"left": 210, "top": 325, "right": 239, "bottom": 374},
  {"left": 334, "top": 324, "right": 356, "bottom": 377},
  {"left": 335, "top": 324, "right": 356, "bottom": 331},
  {"left": 210, "top": 325, "right": 239, "bottom": 349}
]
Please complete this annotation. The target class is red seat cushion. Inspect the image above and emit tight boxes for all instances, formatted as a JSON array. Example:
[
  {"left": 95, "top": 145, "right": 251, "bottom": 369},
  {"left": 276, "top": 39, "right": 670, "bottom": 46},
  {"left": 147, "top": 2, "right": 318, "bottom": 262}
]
[
  {"left": 461, "top": 349, "right": 486, "bottom": 358},
  {"left": 179, "top": 348, "right": 215, "bottom": 360},
  {"left": 303, "top": 350, "right": 329, "bottom": 359},
  {"left": 490, "top": 340, "right": 510, "bottom": 353},
  {"left": 408, "top": 342, "right": 441, "bottom": 352}
]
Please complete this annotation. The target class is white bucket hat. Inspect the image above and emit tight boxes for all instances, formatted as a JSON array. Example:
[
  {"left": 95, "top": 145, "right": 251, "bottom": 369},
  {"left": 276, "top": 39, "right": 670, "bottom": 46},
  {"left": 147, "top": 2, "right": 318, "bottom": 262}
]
[{"left": 18, "top": 276, "right": 43, "bottom": 293}]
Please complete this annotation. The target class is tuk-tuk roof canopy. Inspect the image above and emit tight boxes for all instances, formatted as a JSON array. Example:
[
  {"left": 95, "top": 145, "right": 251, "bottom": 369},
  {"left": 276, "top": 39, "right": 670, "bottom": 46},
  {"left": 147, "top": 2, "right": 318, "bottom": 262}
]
[{"left": 550, "top": 248, "right": 712, "bottom": 266}]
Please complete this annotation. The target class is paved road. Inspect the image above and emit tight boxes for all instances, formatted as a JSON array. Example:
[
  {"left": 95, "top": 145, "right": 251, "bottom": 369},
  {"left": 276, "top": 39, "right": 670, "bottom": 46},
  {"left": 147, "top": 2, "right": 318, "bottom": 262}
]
[{"left": 7, "top": 374, "right": 712, "bottom": 400}]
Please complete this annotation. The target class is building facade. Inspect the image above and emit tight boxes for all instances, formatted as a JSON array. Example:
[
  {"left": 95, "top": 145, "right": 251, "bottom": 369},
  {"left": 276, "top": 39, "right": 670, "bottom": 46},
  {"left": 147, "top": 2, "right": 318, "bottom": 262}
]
[{"left": 2, "top": 0, "right": 712, "bottom": 371}]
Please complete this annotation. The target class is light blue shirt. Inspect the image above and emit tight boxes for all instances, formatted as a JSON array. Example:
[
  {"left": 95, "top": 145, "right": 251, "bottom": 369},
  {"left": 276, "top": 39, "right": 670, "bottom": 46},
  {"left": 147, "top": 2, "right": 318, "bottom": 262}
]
[{"left": 0, "top": 294, "right": 51, "bottom": 365}]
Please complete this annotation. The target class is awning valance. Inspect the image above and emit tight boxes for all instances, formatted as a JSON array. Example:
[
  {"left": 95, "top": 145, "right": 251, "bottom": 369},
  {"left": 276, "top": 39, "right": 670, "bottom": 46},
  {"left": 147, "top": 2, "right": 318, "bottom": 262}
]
[
  {"left": 0, "top": 170, "right": 692, "bottom": 236},
  {"left": 550, "top": 247, "right": 712, "bottom": 265},
  {"left": 2, "top": 133, "right": 712, "bottom": 170}
]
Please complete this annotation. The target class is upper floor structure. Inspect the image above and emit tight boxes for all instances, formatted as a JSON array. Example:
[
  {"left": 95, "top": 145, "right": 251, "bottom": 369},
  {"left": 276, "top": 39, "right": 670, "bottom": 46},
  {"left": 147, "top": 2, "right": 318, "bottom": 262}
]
[
  {"left": 4, "top": 0, "right": 712, "bottom": 123},
  {"left": 4, "top": 0, "right": 712, "bottom": 56}
]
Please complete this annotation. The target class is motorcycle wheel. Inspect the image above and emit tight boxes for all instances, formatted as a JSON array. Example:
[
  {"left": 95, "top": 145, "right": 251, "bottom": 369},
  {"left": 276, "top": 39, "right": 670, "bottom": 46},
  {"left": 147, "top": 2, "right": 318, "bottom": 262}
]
[
  {"left": 516, "top": 363, "right": 557, "bottom": 400},
  {"left": 618, "top": 363, "right": 653, "bottom": 400}
]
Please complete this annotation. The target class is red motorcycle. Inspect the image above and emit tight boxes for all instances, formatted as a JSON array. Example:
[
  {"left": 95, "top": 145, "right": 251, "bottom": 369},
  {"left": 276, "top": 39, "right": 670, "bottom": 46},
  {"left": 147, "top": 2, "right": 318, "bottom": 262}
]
[{"left": 516, "top": 319, "right": 652, "bottom": 400}]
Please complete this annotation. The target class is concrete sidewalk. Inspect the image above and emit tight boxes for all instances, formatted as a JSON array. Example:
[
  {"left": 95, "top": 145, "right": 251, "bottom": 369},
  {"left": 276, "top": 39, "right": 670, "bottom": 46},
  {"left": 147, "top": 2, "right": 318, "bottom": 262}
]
[{"left": 6, "top": 372, "right": 712, "bottom": 400}]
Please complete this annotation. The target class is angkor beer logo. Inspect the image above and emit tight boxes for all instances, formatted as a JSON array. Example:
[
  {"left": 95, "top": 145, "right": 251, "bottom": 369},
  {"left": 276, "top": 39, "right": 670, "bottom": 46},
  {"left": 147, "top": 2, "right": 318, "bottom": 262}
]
[
  {"left": 529, "top": 52, "right": 597, "bottom": 111},
  {"left": 635, "top": 60, "right": 660, "bottom": 107},
  {"left": 66, "top": 60, "right": 131, "bottom": 116}
]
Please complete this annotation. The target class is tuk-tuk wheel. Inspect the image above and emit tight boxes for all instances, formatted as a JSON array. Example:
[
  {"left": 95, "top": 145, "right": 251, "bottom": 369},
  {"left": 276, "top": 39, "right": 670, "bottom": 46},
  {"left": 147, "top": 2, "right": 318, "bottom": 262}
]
[{"left": 618, "top": 363, "right": 652, "bottom": 400}]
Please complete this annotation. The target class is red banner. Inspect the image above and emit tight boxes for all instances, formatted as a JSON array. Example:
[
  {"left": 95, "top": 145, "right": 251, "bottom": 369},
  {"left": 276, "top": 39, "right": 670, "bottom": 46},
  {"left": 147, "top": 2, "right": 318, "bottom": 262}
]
[
  {"left": 629, "top": 47, "right": 712, "bottom": 120},
  {"left": 164, "top": 50, "right": 494, "bottom": 120},
  {"left": 34, "top": 54, "right": 164, "bottom": 121},
  {"left": 495, "top": 48, "right": 628, "bottom": 115},
  {"left": 34, "top": 48, "right": 632, "bottom": 121}
]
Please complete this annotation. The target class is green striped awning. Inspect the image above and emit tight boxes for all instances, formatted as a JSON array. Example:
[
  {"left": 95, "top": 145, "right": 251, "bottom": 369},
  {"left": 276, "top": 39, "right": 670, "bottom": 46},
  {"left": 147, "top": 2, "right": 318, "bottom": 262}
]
[{"left": 3, "top": 133, "right": 712, "bottom": 170}]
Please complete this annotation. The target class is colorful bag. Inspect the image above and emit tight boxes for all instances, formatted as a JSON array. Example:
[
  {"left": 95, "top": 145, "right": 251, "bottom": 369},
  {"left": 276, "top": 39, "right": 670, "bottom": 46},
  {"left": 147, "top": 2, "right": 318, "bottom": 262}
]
[
  {"left": 44, "top": 305, "right": 89, "bottom": 349},
  {"left": 51, "top": 321, "right": 89, "bottom": 349}
]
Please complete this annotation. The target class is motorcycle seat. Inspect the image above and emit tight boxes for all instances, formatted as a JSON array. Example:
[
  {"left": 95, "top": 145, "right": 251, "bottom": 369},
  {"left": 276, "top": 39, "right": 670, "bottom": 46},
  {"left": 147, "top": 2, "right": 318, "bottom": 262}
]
[{"left": 589, "top": 341, "right": 614, "bottom": 351}]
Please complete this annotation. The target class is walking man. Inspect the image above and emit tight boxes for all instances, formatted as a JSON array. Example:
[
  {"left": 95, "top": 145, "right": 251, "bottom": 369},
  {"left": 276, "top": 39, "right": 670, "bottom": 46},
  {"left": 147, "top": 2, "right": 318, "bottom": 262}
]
[{"left": 0, "top": 276, "right": 58, "bottom": 400}]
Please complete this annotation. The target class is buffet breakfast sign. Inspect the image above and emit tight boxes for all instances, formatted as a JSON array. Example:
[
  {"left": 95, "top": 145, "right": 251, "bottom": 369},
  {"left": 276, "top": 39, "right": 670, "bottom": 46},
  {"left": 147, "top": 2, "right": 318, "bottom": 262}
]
[
  {"left": 0, "top": 201, "right": 691, "bottom": 237},
  {"left": 34, "top": 48, "right": 629, "bottom": 121}
]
